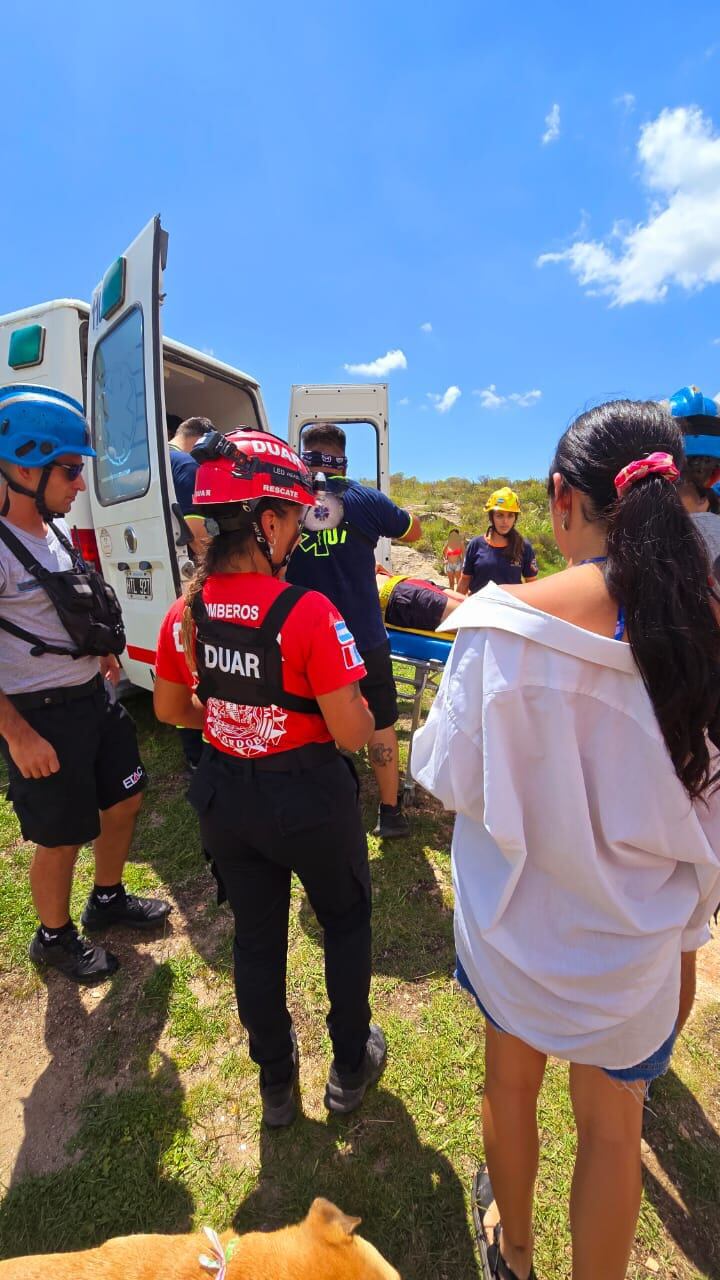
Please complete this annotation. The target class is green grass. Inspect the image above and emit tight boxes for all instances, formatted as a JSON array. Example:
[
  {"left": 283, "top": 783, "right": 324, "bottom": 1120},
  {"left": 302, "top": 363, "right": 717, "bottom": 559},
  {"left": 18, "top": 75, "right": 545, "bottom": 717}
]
[{"left": 1, "top": 693, "right": 718, "bottom": 1278}]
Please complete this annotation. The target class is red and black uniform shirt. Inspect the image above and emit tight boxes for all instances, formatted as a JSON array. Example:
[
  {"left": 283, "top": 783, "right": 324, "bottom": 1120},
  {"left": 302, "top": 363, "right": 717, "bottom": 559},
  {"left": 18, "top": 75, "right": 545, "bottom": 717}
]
[{"left": 156, "top": 573, "right": 366, "bottom": 759}]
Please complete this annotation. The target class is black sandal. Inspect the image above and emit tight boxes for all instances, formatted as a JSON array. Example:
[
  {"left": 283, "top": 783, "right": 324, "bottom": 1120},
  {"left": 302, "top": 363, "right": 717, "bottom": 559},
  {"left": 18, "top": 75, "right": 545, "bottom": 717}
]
[{"left": 471, "top": 1165, "right": 537, "bottom": 1280}]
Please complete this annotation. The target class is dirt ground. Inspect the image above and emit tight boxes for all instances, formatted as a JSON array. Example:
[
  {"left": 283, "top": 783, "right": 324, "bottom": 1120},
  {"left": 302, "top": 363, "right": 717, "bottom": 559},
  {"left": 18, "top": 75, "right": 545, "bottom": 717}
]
[
  {"left": 1, "top": 922, "right": 717, "bottom": 1192},
  {"left": 390, "top": 543, "right": 444, "bottom": 579}
]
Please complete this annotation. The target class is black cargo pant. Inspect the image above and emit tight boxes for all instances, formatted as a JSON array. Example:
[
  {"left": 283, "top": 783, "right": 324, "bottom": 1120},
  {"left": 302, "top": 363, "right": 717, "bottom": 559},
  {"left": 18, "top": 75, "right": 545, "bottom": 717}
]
[{"left": 187, "top": 742, "right": 372, "bottom": 1084}]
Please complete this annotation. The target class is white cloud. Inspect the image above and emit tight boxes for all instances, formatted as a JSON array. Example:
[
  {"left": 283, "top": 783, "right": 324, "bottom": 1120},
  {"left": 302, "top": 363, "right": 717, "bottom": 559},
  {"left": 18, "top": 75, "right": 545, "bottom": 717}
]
[
  {"left": 427, "top": 386, "right": 461, "bottom": 413},
  {"left": 420, "top": 321, "right": 432, "bottom": 333},
  {"left": 542, "top": 103, "right": 561, "bottom": 145},
  {"left": 614, "top": 92, "right": 636, "bottom": 112},
  {"left": 712, "top": 338, "right": 720, "bottom": 345},
  {"left": 537, "top": 106, "right": 720, "bottom": 305},
  {"left": 344, "top": 348, "right": 407, "bottom": 377},
  {"left": 473, "top": 385, "right": 542, "bottom": 410},
  {"left": 397, "top": 396, "right": 410, "bottom": 406},
  {"left": 509, "top": 389, "right": 542, "bottom": 407},
  {"left": 474, "top": 384, "right": 504, "bottom": 410}
]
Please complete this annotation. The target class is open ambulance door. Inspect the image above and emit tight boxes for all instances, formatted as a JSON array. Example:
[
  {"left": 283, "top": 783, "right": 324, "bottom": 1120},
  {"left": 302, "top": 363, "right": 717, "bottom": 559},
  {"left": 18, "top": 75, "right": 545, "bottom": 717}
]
[
  {"left": 287, "top": 383, "right": 392, "bottom": 567},
  {"left": 86, "top": 216, "right": 187, "bottom": 692}
]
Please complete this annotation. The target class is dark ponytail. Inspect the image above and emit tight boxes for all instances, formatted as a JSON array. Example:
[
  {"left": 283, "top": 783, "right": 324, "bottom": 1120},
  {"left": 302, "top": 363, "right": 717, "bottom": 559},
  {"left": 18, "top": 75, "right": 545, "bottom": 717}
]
[{"left": 550, "top": 399, "right": 720, "bottom": 799}]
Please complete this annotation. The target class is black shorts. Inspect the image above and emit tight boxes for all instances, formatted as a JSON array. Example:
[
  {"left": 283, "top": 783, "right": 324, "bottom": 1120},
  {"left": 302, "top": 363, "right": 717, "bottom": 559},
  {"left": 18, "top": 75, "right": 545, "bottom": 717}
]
[
  {"left": 0, "top": 679, "right": 146, "bottom": 848},
  {"left": 359, "top": 640, "right": 398, "bottom": 732},
  {"left": 385, "top": 579, "right": 447, "bottom": 633}
]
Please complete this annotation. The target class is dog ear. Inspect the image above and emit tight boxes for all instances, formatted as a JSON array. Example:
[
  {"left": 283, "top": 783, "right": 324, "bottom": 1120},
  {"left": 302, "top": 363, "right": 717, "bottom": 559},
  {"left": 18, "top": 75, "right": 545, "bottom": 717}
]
[{"left": 307, "top": 1198, "right": 362, "bottom": 1243}]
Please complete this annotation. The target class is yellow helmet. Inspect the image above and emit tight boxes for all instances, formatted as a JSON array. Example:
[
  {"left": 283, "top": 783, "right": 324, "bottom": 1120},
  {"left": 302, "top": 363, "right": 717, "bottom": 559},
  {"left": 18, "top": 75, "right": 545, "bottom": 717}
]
[{"left": 484, "top": 486, "right": 520, "bottom": 514}]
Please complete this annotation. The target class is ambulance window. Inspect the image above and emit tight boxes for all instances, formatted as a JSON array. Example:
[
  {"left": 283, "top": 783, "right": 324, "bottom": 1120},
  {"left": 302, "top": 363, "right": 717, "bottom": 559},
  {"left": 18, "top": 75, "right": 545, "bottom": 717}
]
[{"left": 92, "top": 307, "right": 150, "bottom": 505}]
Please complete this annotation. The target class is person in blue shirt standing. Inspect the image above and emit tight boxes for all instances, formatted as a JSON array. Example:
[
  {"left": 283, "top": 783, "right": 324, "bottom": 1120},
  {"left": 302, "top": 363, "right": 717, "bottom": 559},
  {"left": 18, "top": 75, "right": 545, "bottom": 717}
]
[
  {"left": 168, "top": 416, "right": 213, "bottom": 770},
  {"left": 287, "top": 423, "right": 421, "bottom": 838},
  {"left": 168, "top": 416, "right": 213, "bottom": 555},
  {"left": 459, "top": 487, "right": 538, "bottom": 595}
]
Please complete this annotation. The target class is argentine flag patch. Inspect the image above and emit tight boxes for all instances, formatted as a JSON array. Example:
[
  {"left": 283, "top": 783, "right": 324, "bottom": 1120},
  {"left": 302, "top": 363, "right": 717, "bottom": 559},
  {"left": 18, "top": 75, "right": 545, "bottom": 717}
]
[{"left": 334, "top": 620, "right": 363, "bottom": 670}]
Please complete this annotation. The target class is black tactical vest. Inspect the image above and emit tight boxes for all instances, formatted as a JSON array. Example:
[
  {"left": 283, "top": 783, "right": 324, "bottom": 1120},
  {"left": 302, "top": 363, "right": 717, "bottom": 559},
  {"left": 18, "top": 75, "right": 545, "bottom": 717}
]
[
  {"left": 191, "top": 584, "right": 320, "bottom": 714},
  {"left": 0, "top": 518, "right": 126, "bottom": 659}
]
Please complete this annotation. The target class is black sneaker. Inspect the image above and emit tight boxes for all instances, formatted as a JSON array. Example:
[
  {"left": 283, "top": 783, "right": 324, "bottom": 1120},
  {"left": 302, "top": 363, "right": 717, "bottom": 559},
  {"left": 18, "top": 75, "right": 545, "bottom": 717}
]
[
  {"left": 28, "top": 928, "right": 119, "bottom": 985},
  {"left": 324, "top": 1024, "right": 387, "bottom": 1115},
  {"left": 260, "top": 1028, "right": 299, "bottom": 1129},
  {"left": 373, "top": 803, "right": 410, "bottom": 839},
  {"left": 81, "top": 890, "right": 172, "bottom": 932}
]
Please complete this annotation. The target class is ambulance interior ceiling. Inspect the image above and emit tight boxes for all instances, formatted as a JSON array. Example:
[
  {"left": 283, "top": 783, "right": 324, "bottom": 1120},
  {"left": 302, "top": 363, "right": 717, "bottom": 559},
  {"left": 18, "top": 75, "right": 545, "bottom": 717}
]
[{"left": 163, "top": 360, "right": 261, "bottom": 433}]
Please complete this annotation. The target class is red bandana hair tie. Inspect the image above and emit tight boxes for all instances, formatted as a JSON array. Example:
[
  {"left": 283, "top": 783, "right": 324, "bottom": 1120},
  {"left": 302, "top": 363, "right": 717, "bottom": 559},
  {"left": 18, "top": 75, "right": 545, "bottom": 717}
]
[{"left": 614, "top": 452, "right": 680, "bottom": 499}]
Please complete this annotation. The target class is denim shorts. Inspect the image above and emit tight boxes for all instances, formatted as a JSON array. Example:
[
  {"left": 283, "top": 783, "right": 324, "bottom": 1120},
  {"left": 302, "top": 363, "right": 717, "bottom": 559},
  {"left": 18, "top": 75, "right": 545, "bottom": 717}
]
[{"left": 455, "top": 957, "right": 676, "bottom": 1083}]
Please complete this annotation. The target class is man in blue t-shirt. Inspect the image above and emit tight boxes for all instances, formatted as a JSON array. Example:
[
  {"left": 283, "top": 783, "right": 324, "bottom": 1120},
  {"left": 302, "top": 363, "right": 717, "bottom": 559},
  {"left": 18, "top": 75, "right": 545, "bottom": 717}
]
[
  {"left": 168, "top": 416, "right": 214, "bottom": 554},
  {"left": 287, "top": 423, "right": 421, "bottom": 838},
  {"left": 167, "top": 415, "right": 213, "bottom": 770}
]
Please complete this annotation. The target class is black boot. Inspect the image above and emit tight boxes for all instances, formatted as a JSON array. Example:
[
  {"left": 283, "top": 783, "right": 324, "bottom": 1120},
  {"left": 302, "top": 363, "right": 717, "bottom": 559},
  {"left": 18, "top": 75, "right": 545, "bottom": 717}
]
[
  {"left": 260, "top": 1028, "right": 299, "bottom": 1128},
  {"left": 373, "top": 802, "right": 410, "bottom": 839},
  {"left": 324, "top": 1024, "right": 387, "bottom": 1114}
]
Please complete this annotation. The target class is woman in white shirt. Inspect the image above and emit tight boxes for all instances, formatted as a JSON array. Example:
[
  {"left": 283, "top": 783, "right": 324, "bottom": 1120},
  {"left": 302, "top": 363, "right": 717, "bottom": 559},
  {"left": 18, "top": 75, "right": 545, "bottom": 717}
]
[{"left": 412, "top": 399, "right": 720, "bottom": 1280}]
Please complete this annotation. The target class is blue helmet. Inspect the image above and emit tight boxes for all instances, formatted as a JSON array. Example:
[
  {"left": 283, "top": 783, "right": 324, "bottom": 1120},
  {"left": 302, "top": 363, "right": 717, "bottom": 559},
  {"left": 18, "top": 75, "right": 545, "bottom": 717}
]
[
  {"left": 664, "top": 385, "right": 720, "bottom": 463},
  {"left": 0, "top": 384, "right": 95, "bottom": 468}
]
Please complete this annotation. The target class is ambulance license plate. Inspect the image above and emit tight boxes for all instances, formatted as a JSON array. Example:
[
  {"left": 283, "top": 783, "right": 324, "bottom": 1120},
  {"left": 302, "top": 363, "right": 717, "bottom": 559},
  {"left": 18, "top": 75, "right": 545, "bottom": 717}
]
[{"left": 126, "top": 571, "right": 153, "bottom": 600}]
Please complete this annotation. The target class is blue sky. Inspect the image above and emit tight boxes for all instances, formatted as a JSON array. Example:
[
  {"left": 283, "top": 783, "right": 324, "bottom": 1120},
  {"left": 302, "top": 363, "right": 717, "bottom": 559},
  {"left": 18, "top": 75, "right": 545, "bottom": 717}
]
[{"left": 2, "top": 0, "right": 720, "bottom": 481}]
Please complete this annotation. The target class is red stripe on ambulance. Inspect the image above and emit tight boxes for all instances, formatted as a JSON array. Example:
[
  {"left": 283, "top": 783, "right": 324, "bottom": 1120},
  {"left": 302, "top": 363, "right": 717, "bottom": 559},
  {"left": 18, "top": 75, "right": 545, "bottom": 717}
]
[{"left": 126, "top": 644, "right": 156, "bottom": 665}]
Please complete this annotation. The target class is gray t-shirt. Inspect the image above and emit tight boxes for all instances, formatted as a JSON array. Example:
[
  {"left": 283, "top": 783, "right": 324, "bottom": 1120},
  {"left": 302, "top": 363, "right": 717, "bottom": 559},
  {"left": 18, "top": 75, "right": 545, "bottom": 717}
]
[
  {"left": 0, "top": 518, "right": 99, "bottom": 695},
  {"left": 692, "top": 512, "right": 720, "bottom": 579}
]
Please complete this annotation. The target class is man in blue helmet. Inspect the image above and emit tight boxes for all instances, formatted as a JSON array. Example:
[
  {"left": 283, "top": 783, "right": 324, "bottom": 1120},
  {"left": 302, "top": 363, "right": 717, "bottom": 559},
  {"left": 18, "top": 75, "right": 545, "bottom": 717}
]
[
  {"left": 0, "top": 385, "right": 170, "bottom": 984},
  {"left": 666, "top": 385, "right": 720, "bottom": 577}
]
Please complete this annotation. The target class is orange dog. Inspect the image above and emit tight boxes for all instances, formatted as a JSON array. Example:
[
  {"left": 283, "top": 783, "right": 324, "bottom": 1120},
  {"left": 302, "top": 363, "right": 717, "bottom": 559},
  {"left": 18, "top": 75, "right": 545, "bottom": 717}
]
[{"left": 0, "top": 1198, "right": 400, "bottom": 1279}]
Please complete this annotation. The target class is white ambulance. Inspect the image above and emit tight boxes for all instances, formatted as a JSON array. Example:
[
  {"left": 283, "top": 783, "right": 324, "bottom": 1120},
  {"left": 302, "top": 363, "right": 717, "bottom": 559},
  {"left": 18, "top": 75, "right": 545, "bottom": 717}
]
[{"left": 0, "top": 217, "right": 390, "bottom": 690}]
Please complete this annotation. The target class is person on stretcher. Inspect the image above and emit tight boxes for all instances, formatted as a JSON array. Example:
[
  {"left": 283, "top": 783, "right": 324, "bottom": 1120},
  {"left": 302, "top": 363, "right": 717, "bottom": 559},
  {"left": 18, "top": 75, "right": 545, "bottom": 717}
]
[{"left": 376, "top": 566, "right": 463, "bottom": 636}]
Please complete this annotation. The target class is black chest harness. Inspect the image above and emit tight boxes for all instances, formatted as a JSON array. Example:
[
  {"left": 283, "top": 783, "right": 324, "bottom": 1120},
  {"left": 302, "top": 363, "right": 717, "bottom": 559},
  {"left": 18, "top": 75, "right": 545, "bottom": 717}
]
[
  {"left": 0, "top": 519, "right": 126, "bottom": 659},
  {"left": 191, "top": 584, "right": 319, "bottom": 714}
]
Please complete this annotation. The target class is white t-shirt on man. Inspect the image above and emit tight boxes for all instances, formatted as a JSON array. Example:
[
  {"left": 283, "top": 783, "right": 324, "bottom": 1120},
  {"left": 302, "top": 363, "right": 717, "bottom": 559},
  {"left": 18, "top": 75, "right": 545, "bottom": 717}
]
[{"left": 0, "top": 518, "right": 99, "bottom": 695}]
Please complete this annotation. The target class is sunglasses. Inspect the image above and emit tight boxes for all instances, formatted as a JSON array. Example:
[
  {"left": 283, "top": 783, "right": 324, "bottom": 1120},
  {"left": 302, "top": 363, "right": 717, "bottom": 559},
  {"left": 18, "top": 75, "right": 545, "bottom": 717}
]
[
  {"left": 301, "top": 451, "right": 348, "bottom": 470},
  {"left": 53, "top": 462, "right": 85, "bottom": 481}
]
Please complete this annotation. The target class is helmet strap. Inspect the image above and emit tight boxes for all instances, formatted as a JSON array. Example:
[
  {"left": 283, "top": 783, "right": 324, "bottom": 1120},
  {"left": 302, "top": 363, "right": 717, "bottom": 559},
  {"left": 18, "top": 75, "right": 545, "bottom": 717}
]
[
  {"left": 251, "top": 519, "right": 281, "bottom": 576},
  {"left": 34, "top": 466, "right": 59, "bottom": 519},
  {"left": 0, "top": 464, "right": 58, "bottom": 519},
  {"left": 251, "top": 518, "right": 298, "bottom": 577}
]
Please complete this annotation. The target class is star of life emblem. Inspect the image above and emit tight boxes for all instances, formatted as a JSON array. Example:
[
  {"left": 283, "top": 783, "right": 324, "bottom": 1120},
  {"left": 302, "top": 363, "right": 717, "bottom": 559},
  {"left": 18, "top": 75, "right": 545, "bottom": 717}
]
[{"left": 206, "top": 698, "right": 288, "bottom": 757}]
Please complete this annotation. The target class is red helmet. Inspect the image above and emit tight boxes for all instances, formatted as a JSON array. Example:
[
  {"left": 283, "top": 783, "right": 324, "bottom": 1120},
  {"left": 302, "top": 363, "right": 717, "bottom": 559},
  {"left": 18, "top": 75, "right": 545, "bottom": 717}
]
[{"left": 192, "top": 429, "right": 316, "bottom": 512}]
